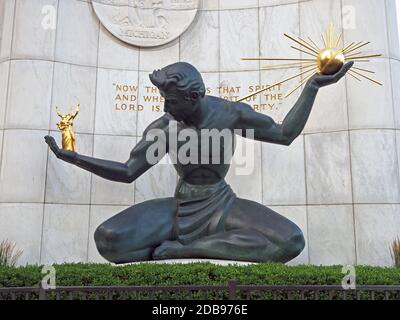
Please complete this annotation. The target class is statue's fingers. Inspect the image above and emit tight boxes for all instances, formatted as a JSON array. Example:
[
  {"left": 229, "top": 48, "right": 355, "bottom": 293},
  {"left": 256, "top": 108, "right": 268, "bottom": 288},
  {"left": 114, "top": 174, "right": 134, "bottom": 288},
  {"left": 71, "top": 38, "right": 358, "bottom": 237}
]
[
  {"left": 333, "top": 74, "right": 341, "bottom": 82},
  {"left": 52, "top": 143, "right": 60, "bottom": 152},
  {"left": 318, "top": 74, "right": 335, "bottom": 85},
  {"left": 335, "top": 61, "right": 354, "bottom": 80},
  {"left": 44, "top": 135, "right": 53, "bottom": 146},
  {"left": 46, "top": 136, "right": 56, "bottom": 147},
  {"left": 333, "top": 70, "right": 347, "bottom": 82},
  {"left": 45, "top": 136, "right": 60, "bottom": 153},
  {"left": 326, "top": 74, "right": 336, "bottom": 82},
  {"left": 49, "top": 142, "right": 58, "bottom": 153},
  {"left": 344, "top": 61, "right": 354, "bottom": 70}
]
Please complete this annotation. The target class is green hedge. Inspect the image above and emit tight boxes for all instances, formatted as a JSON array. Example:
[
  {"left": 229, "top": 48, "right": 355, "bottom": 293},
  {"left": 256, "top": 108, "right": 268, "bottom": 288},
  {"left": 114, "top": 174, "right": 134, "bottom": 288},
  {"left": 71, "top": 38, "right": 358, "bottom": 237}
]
[{"left": 0, "top": 263, "right": 399, "bottom": 287}]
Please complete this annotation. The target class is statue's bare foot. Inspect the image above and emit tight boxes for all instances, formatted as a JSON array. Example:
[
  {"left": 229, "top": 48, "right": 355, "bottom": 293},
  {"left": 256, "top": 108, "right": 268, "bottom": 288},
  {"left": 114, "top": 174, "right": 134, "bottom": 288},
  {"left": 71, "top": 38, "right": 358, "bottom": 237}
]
[{"left": 153, "top": 240, "right": 185, "bottom": 260}]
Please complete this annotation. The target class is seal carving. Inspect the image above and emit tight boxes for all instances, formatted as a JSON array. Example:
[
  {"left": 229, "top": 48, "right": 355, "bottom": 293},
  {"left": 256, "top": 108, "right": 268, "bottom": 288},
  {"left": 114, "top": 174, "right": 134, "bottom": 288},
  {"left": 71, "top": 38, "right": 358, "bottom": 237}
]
[{"left": 91, "top": 0, "right": 199, "bottom": 47}]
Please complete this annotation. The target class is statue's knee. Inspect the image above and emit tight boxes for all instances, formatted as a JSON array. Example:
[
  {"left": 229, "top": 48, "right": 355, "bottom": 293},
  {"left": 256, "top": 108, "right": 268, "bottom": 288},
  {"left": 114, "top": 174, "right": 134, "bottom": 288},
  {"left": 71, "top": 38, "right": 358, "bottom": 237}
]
[
  {"left": 285, "top": 227, "right": 305, "bottom": 258},
  {"left": 95, "top": 224, "right": 122, "bottom": 242},
  {"left": 94, "top": 224, "right": 122, "bottom": 257}
]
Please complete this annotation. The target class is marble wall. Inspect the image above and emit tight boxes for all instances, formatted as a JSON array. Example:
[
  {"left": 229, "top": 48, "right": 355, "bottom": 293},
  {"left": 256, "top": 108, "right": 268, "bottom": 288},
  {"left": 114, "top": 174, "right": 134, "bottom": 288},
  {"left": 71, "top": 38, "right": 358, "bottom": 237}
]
[{"left": 0, "top": 0, "right": 399, "bottom": 266}]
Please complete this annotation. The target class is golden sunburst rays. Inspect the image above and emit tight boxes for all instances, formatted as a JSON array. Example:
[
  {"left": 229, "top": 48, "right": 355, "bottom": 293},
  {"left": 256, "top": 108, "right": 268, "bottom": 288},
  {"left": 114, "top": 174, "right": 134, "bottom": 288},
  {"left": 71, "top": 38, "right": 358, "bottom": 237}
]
[{"left": 239, "top": 23, "right": 382, "bottom": 102}]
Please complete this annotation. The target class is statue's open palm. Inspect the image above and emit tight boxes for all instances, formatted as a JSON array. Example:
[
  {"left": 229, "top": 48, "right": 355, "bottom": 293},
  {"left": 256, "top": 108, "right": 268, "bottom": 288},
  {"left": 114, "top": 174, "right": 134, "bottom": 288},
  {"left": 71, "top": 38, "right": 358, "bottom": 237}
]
[
  {"left": 44, "top": 135, "right": 76, "bottom": 163},
  {"left": 310, "top": 61, "right": 354, "bottom": 88}
]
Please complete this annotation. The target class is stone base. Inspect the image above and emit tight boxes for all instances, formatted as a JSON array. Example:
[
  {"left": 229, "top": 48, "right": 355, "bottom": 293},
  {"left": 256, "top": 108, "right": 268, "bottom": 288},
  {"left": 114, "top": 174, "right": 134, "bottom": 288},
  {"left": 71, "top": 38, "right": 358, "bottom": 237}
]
[{"left": 115, "top": 259, "right": 255, "bottom": 266}]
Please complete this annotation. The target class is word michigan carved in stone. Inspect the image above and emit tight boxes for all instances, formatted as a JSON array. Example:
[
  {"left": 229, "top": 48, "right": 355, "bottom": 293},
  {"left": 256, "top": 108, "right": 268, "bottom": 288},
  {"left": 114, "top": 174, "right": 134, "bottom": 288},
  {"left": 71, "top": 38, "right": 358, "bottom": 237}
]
[{"left": 91, "top": 0, "right": 199, "bottom": 47}]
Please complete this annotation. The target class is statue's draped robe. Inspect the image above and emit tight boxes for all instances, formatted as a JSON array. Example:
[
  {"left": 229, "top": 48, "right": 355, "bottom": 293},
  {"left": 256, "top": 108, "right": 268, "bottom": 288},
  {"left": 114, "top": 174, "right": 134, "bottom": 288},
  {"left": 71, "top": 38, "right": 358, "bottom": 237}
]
[
  {"left": 174, "top": 179, "right": 236, "bottom": 244},
  {"left": 61, "top": 126, "right": 76, "bottom": 152}
]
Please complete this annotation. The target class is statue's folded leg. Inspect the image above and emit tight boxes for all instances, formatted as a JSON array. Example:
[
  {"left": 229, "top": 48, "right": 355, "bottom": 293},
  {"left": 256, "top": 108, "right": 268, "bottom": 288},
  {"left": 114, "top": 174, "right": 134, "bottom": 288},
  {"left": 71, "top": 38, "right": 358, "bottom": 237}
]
[
  {"left": 94, "top": 197, "right": 178, "bottom": 264},
  {"left": 153, "top": 198, "right": 305, "bottom": 263},
  {"left": 153, "top": 229, "right": 286, "bottom": 262}
]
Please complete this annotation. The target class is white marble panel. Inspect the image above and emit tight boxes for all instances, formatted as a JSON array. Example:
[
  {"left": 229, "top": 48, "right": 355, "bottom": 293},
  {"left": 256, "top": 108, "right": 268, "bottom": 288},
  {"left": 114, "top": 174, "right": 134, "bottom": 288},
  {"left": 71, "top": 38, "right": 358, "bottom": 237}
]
[
  {"left": 262, "top": 135, "right": 306, "bottom": 205},
  {"left": 308, "top": 205, "right": 356, "bottom": 265},
  {"left": 51, "top": 62, "right": 97, "bottom": 134},
  {"left": 269, "top": 205, "right": 309, "bottom": 265},
  {"left": 202, "top": 72, "right": 221, "bottom": 97},
  {"left": 139, "top": 39, "right": 179, "bottom": 72},
  {"left": 95, "top": 68, "right": 138, "bottom": 135},
  {"left": 350, "top": 130, "right": 400, "bottom": 203},
  {"left": 199, "top": 0, "right": 219, "bottom": 10},
  {"left": 260, "top": 0, "right": 299, "bottom": 7},
  {"left": 385, "top": 0, "right": 400, "bottom": 59},
  {"left": 0, "top": 129, "right": 48, "bottom": 203},
  {"left": 0, "top": 0, "right": 15, "bottom": 61},
  {"left": 0, "top": 130, "right": 3, "bottom": 162},
  {"left": 219, "top": 70, "right": 260, "bottom": 113},
  {"left": 88, "top": 205, "right": 128, "bottom": 263},
  {"left": 343, "top": 0, "right": 389, "bottom": 57},
  {"left": 397, "top": 130, "right": 400, "bottom": 179},
  {"left": 226, "top": 136, "right": 262, "bottom": 203},
  {"left": 180, "top": 10, "right": 219, "bottom": 72},
  {"left": 260, "top": 3, "right": 300, "bottom": 59},
  {"left": 260, "top": 67, "right": 301, "bottom": 124},
  {"left": 355, "top": 204, "right": 400, "bottom": 266},
  {"left": 45, "top": 132, "right": 93, "bottom": 204},
  {"left": 304, "top": 79, "right": 348, "bottom": 133},
  {"left": 6, "top": 60, "right": 53, "bottom": 130},
  {"left": 347, "top": 59, "right": 394, "bottom": 129},
  {"left": 300, "top": 0, "right": 342, "bottom": 53},
  {"left": 0, "top": 203, "right": 43, "bottom": 265},
  {"left": 98, "top": 25, "right": 139, "bottom": 71},
  {"left": 41, "top": 204, "right": 90, "bottom": 264},
  {"left": 135, "top": 162, "right": 177, "bottom": 203},
  {"left": 390, "top": 59, "right": 400, "bottom": 129},
  {"left": 91, "top": 135, "right": 136, "bottom": 205},
  {"left": 305, "top": 132, "right": 353, "bottom": 204},
  {"left": 220, "top": 9, "right": 259, "bottom": 71},
  {"left": 12, "top": 0, "right": 57, "bottom": 59},
  {"left": 220, "top": 0, "right": 258, "bottom": 9},
  {"left": 55, "top": 0, "right": 99, "bottom": 66},
  {"left": 0, "top": 61, "right": 9, "bottom": 129}
]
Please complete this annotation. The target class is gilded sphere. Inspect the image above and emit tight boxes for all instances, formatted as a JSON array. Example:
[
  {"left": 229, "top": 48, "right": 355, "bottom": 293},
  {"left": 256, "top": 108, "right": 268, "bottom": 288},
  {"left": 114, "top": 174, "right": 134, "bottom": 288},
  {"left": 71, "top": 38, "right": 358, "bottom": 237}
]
[{"left": 317, "top": 49, "right": 345, "bottom": 75}]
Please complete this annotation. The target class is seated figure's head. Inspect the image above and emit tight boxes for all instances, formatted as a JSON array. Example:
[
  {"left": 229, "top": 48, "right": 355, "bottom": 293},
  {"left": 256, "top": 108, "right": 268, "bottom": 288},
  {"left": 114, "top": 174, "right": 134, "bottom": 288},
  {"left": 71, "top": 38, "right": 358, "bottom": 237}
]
[{"left": 149, "top": 62, "right": 205, "bottom": 122}]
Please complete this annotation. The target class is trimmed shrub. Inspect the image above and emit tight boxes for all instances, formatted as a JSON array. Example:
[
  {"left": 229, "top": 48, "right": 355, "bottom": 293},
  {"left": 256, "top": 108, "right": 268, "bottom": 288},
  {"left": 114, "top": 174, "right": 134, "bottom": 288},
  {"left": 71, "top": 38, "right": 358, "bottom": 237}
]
[{"left": 0, "top": 263, "right": 399, "bottom": 287}]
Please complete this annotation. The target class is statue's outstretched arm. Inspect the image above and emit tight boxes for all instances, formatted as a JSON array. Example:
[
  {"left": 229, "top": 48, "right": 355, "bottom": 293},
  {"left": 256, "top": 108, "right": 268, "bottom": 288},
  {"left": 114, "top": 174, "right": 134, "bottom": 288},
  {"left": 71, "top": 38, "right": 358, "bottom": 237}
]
[
  {"left": 44, "top": 116, "right": 169, "bottom": 184},
  {"left": 236, "top": 62, "right": 353, "bottom": 146},
  {"left": 71, "top": 104, "right": 80, "bottom": 119}
]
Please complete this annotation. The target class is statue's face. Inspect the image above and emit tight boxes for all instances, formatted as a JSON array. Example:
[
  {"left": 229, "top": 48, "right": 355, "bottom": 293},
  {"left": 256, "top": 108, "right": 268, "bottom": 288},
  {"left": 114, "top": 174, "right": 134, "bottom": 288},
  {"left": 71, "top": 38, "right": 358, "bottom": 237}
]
[
  {"left": 59, "top": 115, "right": 72, "bottom": 126},
  {"left": 160, "top": 88, "right": 198, "bottom": 122}
]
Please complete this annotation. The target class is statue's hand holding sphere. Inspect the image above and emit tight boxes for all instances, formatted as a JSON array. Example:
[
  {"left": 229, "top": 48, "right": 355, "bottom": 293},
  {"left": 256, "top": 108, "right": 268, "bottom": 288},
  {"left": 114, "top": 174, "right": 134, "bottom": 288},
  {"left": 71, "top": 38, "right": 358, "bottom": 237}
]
[
  {"left": 309, "top": 60, "right": 354, "bottom": 89},
  {"left": 317, "top": 48, "right": 345, "bottom": 75}
]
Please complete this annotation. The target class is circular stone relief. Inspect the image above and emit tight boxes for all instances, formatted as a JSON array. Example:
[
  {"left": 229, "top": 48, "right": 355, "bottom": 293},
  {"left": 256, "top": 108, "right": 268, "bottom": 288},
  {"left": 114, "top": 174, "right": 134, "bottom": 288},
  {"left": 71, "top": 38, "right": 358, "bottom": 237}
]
[{"left": 91, "top": 0, "right": 199, "bottom": 47}]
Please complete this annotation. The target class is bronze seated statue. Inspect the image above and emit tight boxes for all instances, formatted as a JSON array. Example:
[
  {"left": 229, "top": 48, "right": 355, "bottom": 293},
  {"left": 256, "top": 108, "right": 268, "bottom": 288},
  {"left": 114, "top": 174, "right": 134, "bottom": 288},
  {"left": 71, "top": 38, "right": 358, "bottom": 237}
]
[{"left": 45, "top": 61, "right": 352, "bottom": 264}]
